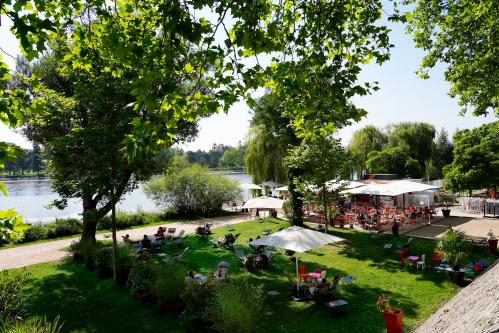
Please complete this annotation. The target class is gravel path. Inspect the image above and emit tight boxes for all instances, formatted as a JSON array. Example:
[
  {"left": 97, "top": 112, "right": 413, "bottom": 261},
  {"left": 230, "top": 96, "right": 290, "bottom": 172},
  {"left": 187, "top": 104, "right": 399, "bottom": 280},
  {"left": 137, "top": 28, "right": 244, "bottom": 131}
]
[{"left": 0, "top": 214, "right": 254, "bottom": 270}]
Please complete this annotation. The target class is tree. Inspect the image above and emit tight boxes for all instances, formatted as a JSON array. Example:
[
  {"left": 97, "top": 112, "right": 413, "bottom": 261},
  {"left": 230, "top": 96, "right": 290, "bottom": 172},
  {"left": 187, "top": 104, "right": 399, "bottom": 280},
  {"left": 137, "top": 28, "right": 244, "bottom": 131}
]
[
  {"left": 347, "top": 125, "right": 388, "bottom": 178},
  {"left": 287, "top": 136, "right": 348, "bottom": 233},
  {"left": 385, "top": 122, "right": 436, "bottom": 168},
  {"left": 219, "top": 147, "right": 245, "bottom": 168},
  {"left": 19, "top": 50, "right": 201, "bottom": 243},
  {"left": 407, "top": 0, "right": 499, "bottom": 117},
  {"left": 366, "top": 147, "right": 422, "bottom": 178},
  {"left": 444, "top": 121, "right": 499, "bottom": 195},
  {"left": 433, "top": 128, "right": 454, "bottom": 177},
  {"left": 244, "top": 126, "right": 288, "bottom": 189},
  {"left": 31, "top": 143, "right": 43, "bottom": 174}
]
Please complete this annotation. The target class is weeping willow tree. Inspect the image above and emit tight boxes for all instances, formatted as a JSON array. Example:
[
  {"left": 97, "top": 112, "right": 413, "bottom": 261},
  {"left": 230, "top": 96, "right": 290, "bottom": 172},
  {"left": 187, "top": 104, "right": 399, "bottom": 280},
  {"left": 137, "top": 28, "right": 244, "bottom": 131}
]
[
  {"left": 244, "top": 125, "right": 288, "bottom": 196},
  {"left": 346, "top": 125, "right": 387, "bottom": 178}
]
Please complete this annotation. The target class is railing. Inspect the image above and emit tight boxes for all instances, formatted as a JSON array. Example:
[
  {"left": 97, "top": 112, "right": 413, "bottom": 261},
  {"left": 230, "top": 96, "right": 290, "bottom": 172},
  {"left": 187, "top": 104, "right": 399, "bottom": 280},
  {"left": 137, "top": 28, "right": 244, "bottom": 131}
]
[
  {"left": 407, "top": 194, "right": 430, "bottom": 207},
  {"left": 423, "top": 179, "right": 446, "bottom": 188},
  {"left": 459, "top": 197, "right": 485, "bottom": 214}
]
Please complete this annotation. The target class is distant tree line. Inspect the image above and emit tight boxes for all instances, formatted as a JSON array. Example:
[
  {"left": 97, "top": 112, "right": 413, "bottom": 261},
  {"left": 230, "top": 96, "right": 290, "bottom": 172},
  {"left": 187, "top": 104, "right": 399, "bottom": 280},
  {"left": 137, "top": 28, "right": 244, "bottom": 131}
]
[
  {"left": 2, "top": 143, "right": 45, "bottom": 175},
  {"left": 176, "top": 142, "right": 246, "bottom": 169}
]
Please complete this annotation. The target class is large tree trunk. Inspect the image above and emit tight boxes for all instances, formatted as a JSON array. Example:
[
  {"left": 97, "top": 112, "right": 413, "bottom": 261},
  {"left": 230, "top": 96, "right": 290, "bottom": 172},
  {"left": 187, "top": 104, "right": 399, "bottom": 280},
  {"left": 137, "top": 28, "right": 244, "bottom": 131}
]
[
  {"left": 288, "top": 167, "right": 304, "bottom": 226},
  {"left": 81, "top": 198, "right": 99, "bottom": 243}
]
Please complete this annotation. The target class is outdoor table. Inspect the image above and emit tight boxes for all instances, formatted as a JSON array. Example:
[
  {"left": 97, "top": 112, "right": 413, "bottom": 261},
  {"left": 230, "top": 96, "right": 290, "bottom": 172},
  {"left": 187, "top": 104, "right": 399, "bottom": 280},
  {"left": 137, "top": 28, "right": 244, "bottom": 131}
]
[
  {"left": 314, "top": 227, "right": 323, "bottom": 231},
  {"left": 209, "top": 238, "right": 225, "bottom": 247},
  {"left": 406, "top": 256, "right": 420, "bottom": 267},
  {"left": 324, "top": 300, "right": 348, "bottom": 308},
  {"left": 307, "top": 272, "right": 321, "bottom": 281}
]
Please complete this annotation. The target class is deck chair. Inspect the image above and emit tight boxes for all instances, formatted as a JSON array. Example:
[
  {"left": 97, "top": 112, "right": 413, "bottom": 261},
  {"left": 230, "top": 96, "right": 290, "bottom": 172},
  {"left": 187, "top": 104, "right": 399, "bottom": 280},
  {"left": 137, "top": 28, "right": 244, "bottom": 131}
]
[
  {"left": 242, "top": 254, "right": 257, "bottom": 271},
  {"left": 382, "top": 225, "right": 394, "bottom": 238},
  {"left": 370, "top": 230, "right": 384, "bottom": 242},
  {"left": 232, "top": 233, "right": 241, "bottom": 245},
  {"left": 285, "top": 249, "right": 296, "bottom": 259},
  {"left": 395, "top": 243, "right": 412, "bottom": 255},
  {"left": 233, "top": 245, "right": 245, "bottom": 260},
  {"left": 166, "top": 228, "right": 176, "bottom": 239},
  {"left": 176, "top": 235, "right": 189, "bottom": 248},
  {"left": 311, "top": 276, "right": 341, "bottom": 298},
  {"left": 218, "top": 234, "right": 234, "bottom": 248},
  {"left": 284, "top": 270, "right": 305, "bottom": 294},
  {"left": 163, "top": 247, "right": 189, "bottom": 262},
  {"left": 213, "top": 261, "right": 231, "bottom": 279}
]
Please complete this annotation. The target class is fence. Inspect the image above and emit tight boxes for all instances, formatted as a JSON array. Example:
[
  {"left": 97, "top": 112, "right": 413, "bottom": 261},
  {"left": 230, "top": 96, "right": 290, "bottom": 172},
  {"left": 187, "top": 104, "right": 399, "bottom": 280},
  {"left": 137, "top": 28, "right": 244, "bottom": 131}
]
[
  {"left": 423, "top": 179, "right": 446, "bottom": 188},
  {"left": 407, "top": 194, "right": 430, "bottom": 207},
  {"left": 459, "top": 197, "right": 484, "bottom": 214}
]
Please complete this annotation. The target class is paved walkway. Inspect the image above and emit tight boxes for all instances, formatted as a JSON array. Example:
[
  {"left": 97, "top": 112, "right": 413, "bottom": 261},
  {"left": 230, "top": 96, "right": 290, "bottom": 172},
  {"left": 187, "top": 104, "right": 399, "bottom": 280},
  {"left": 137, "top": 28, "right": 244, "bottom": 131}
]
[{"left": 0, "top": 213, "right": 254, "bottom": 270}]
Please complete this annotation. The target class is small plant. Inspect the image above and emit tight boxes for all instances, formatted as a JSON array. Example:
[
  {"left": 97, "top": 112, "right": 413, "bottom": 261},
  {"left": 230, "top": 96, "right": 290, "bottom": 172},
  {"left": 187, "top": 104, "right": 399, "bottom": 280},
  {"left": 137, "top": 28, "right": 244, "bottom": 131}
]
[
  {"left": 6, "top": 315, "right": 64, "bottom": 333},
  {"left": 0, "top": 269, "right": 31, "bottom": 325},
  {"left": 68, "top": 239, "right": 85, "bottom": 262},
  {"left": 437, "top": 226, "right": 473, "bottom": 271},
  {"left": 438, "top": 192, "right": 456, "bottom": 209},
  {"left": 376, "top": 294, "right": 401, "bottom": 314},
  {"left": 488, "top": 230, "right": 497, "bottom": 240}
]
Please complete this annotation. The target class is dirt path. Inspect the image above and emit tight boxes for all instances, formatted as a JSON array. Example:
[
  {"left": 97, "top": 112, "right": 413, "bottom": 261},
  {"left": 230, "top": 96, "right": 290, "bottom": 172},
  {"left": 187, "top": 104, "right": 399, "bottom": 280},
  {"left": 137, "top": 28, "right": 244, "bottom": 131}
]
[{"left": 0, "top": 214, "right": 254, "bottom": 270}]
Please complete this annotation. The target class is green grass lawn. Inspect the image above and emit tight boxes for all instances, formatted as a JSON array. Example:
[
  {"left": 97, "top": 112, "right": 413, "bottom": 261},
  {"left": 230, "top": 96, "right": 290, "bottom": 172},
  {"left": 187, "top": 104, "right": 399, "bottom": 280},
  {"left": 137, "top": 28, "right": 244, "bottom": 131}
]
[{"left": 14, "top": 218, "right": 497, "bottom": 333}]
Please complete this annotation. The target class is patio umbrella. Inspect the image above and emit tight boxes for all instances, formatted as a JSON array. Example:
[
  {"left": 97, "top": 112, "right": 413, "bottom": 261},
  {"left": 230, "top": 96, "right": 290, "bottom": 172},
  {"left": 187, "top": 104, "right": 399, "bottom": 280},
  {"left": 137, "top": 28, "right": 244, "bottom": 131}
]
[
  {"left": 248, "top": 226, "right": 345, "bottom": 298},
  {"left": 261, "top": 180, "right": 284, "bottom": 188},
  {"left": 343, "top": 183, "right": 410, "bottom": 196},
  {"left": 239, "top": 183, "right": 263, "bottom": 190},
  {"left": 242, "top": 196, "right": 284, "bottom": 233},
  {"left": 275, "top": 186, "right": 288, "bottom": 191}
]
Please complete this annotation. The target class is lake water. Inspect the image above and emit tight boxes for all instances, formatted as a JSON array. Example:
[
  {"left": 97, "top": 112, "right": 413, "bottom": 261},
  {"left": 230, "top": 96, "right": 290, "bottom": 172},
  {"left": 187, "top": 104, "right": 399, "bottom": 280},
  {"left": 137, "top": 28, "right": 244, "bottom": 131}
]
[{"left": 0, "top": 173, "right": 252, "bottom": 223}]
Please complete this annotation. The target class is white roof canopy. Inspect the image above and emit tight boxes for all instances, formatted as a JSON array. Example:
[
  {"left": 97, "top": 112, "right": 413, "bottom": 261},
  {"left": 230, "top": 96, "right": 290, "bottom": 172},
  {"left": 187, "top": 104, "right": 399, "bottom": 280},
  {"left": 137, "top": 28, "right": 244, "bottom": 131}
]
[
  {"left": 344, "top": 183, "right": 410, "bottom": 196},
  {"left": 261, "top": 181, "right": 284, "bottom": 187},
  {"left": 388, "top": 180, "right": 438, "bottom": 191},
  {"left": 275, "top": 186, "right": 288, "bottom": 191}
]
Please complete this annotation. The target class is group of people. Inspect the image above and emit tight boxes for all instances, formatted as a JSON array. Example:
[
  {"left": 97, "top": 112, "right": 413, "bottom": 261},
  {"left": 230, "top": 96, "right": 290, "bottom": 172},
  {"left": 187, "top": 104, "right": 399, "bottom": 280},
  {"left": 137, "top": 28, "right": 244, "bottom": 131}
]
[
  {"left": 185, "top": 265, "right": 227, "bottom": 285},
  {"left": 123, "top": 226, "right": 167, "bottom": 251}
]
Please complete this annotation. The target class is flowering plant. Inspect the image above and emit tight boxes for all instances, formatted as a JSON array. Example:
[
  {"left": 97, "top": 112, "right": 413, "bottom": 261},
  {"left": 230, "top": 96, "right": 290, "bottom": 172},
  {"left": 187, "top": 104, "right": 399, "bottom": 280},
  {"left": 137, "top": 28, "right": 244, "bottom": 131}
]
[
  {"left": 376, "top": 294, "right": 401, "bottom": 314},
  {"left": 488, "top": 230, "right": 497, "bottom": 240}
]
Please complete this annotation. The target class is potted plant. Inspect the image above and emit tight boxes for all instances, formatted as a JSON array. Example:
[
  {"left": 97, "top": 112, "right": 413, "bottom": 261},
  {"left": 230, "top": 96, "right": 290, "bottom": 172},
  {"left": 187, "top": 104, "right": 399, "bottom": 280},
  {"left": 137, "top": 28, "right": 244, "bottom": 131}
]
[
  {"left": 488, "top": 230, "right": 498, "bottom": 254},
  {"left": 127, "top": 260, "right": 157, "bottom": 300},
  {"left": 329, "top": 207, "right": 339, "bottom": 227},
  {"left": 376, "top": 293, "right": 403, "bottom": 333},
  {"left": 437, "top": 226, "right": 473, "bottom": 286},
  {"left": 156, "top": 261, "right": 187, "bottom": 311},
  {"left": 438, "top": 192, "right": 455, "bottom": 217}
]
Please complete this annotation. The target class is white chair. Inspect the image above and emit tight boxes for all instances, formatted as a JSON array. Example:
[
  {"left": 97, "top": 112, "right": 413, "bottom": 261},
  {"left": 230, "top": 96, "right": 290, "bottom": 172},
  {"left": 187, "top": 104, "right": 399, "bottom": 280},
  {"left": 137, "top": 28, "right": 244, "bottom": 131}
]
[
  {"left": 417, "top": 254, "right": 426, "bottom": 269},
  {"left": 320, "top": 270, "right": 326, "bottom": 280}
]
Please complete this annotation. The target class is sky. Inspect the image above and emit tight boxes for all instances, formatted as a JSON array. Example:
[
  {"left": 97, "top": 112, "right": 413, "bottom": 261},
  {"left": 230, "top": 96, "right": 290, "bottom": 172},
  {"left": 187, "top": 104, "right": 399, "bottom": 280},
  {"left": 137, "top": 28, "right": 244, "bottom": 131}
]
[{"left": 0, "top": 8, "right": 494, "bottom": 152}]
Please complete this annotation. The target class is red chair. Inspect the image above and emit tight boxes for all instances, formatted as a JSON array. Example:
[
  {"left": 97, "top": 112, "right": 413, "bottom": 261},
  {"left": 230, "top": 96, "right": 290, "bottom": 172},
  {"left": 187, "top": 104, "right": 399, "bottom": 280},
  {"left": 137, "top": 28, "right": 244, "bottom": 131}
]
[
  {"left": 431, "top": 249, "right": 442, "bottom": 263},
  {"left": 399, "top": 252, "right": 414, "bottom": 269},
  {"left": 299, "top": 266, "right": 308, "bottom": 282}
]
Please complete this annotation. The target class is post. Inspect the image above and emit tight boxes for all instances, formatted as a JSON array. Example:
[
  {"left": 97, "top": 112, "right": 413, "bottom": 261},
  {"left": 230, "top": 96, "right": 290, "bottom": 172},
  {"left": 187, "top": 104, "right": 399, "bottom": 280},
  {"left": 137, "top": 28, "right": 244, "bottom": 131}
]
[{"left": 111, "top": 155, "right": 118, "bottom": 284}]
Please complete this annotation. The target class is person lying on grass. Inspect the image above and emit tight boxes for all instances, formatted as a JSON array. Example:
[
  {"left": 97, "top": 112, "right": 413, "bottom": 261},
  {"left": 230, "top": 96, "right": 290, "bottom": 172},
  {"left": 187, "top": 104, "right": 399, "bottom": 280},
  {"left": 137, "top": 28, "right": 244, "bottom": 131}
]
[
  {"left": 185, "top": 271, "right": 196, "bottom": 284},
  {"left": 256, "top": 251, "right": 268, "bottom": 267}
]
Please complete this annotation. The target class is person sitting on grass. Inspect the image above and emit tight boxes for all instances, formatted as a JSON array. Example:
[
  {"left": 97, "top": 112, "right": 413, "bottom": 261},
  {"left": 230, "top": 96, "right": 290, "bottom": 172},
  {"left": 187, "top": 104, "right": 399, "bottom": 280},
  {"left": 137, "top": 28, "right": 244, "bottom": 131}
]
[
  {"left": 204, "top": 222, "right": 211, "bottom": 234},
  {"left": 215, "top": 265, "right": 226, "bottom": 280},
  {"left": 256, "top": 251, "right": 269, "bottom": 267},
  {"left": 185, "top": 271, "right": 196, "bottom": 284}
]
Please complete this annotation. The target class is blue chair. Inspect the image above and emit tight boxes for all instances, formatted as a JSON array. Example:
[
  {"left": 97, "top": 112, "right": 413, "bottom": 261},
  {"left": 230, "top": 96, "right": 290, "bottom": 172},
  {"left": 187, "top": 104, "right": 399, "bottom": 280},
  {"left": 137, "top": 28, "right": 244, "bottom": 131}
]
[{"left": 479, "top": 260, "right": 486, "bottom": 267}]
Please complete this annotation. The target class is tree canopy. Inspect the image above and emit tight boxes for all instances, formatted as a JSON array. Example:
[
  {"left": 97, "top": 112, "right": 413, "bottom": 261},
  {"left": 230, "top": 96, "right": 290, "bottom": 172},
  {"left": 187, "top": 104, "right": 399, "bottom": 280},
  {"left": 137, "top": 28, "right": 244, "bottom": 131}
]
[
  {"left": 366, "top": 147, "right": 422, "bottom": 178},
  {"left": 407, "top": 0, "right": 499, "bottom": 117},
  {"left": 347, "top": 125, "right": 387, "bottom": 177},
  {"left": 444, "top": 121, "right": 499, "bottom": 194}
]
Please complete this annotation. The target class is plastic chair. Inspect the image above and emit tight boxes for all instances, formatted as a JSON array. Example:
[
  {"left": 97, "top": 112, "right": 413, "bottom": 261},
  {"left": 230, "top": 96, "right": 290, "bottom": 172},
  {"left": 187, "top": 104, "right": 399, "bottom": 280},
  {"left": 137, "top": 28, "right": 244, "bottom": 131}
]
[
  {"left": 417, "top": 254, "right": 426, "bottom": 269},
  {"left": 474, "top": 263, "right": 482, "bottom": 272},
  {"left": 299, "top": 266, "right": 308, "bottom": 282},
  {"left": 431, "top": 249, "right": 442, "bottom": 263},
  {"left": 399, "top": 252, "right": 414, "bottom": 269},
  {"left": 320, "top": 270, "right": 326, "bottom": 279}
]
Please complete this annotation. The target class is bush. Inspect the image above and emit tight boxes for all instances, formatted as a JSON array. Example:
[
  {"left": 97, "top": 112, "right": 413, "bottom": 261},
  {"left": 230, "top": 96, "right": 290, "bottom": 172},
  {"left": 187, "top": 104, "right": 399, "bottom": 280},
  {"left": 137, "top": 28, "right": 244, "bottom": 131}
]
[
  {"left": 155, "top": 261, "right": 186, "bottom": 304},
  {"left": 93, "top": 248, "right": 114, "bottom": 279},
  {"left": 0, "top": 269, "right": 31, "bottom": 326},
  {"left": 50, "top": 218, "right": 83, "bottom": 238},
  {"left": 20, "top": 223, "right": 47, "bottom": 243},
  {"left": 144, "top": 159, "right": 242, "bottom": 215},
  {"left": 127, "top": 260, "right": 157, "bottom": 294},
  {"left": 207, "top": 279, "right": 265, "bottom": 333},
  {"left": 182, "top": 276, "right": 223, "bottom": 320}
]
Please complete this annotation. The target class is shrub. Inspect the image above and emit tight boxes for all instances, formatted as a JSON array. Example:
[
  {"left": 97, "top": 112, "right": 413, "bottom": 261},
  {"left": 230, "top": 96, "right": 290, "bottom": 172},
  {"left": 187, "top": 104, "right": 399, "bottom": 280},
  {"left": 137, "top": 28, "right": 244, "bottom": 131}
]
[
  {"left": 93, "top": 248, "right": 114, "bottom": 279},
  {"left": 115, "top": 247, "right": 135, "bottom": 285},
  {"left": 52, "top": 218, "right": 83, "bottom": 237},
  {"left": 68, "top": 240, "right": 84, "bottom": 262},
  {"left": 0, "top": 269, "right": 31, "bottom": 325},
  {"left": 127, "top": 260, "right": 157, "bottom": 294},
  {"left": 144, "top": 160, "right": 242, "bottom": 215},
  {"left": 155, "top": 261, "right": 186, "bottom": 304},
  {"left": 182, "top": 276, "right": 222, "bottom": 320},
  {"left": 207, "top": 279, "right": 265, "bottom": 333},
  {"left": 21, "top": 223, "right": 47, "bottom": 243}
]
